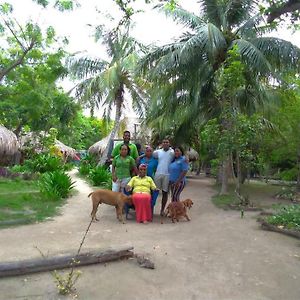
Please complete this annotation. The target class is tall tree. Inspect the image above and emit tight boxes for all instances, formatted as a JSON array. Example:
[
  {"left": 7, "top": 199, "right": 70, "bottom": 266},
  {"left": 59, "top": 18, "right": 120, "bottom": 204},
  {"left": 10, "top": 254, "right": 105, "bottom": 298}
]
[
  {"left": 141, "top": 0, "right": 300, "bottom": 193},
  {"left": 68, "top": 24, "right": 147, "bottom": 165}
]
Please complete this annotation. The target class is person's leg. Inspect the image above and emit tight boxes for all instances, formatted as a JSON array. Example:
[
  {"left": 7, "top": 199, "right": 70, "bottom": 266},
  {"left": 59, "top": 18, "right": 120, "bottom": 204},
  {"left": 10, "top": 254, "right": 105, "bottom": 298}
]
[
  {"left": 160, "top": 175, "right": 170, "bottom": 215},
  {"left": 172, "top": 181, "right": 185, "bottom": 202},
  {"left": 170, "top": 182, "right": 175, "bottom": 202},
  {"left": 160, "top": 191, "right": 168, "bottom": 216}
]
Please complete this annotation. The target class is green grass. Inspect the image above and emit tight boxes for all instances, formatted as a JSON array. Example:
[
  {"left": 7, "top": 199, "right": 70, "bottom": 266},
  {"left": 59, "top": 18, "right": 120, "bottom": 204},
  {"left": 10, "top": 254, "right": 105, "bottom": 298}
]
[
  {"left": 211, "top": 194, "right": 238, "bottom": 208},
  {"left": 267, "top": 204, "right": 300, "bottom": 230},
  {"left": 212, "top": 180, "right": 284, "bottom": 209},
  {"left": 0, "top": 178, "right": 65, "bottom": 228}
]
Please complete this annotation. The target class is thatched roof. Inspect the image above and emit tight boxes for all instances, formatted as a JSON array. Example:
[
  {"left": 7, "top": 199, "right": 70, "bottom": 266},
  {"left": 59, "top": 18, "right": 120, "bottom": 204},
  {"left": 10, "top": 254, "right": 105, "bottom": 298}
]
[
  {"left": 88, "top": 135, "right": 110, "bottom": 156},
  {"left": 186, "top": 148, "right": 199, "bottom": 161},
  {"left": 0, "top": 125, "right": 20, "bottom": 156},
  {"left": 54, "top": 139, "right": 77, "bottom": 158}
]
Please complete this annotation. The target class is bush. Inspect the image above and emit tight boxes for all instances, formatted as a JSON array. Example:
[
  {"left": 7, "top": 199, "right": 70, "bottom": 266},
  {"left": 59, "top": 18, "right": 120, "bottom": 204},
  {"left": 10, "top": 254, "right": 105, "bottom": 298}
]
[
  {"left": 79, "top": 162, "right": 91, "bottom": 176},
  {"left": 275, "top": 187, "right": 298, "bottom": 202},
  {"left": 267, "top": 205, "right": 300, "bottom": 230},
  {"left": 279, "top": 168, "right": 298, "bottom": 181},
  {"left": 26, "top": 154, "right": 64, "bottom": 173},
  {"left": 39, "top": 170, "right": 75, "bottom": 200},
  {"left": 89, "top": 166, "right": 111, "bottom": 188}
]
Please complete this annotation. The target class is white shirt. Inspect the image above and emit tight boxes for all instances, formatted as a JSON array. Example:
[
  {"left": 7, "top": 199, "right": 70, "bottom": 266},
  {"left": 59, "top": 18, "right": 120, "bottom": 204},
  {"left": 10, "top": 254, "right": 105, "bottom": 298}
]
[{"left": 153, "top": 148, "right": 175, "bottom": 175}]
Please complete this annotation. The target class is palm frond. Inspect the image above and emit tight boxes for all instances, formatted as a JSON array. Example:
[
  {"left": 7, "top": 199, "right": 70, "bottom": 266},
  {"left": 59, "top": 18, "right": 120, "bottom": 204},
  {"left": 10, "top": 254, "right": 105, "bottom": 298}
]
[
  {"left": 67, "top": 57, "right": 108, "bottom": 80},
  {"left": 158, "top": 4, "right": 203, "bottom": 29},
  {"left": 250, "top": 37, "right": 300, "bottom": 72},
  {"left": 232, "top": 39, "right": 273, "bottom": 76}
]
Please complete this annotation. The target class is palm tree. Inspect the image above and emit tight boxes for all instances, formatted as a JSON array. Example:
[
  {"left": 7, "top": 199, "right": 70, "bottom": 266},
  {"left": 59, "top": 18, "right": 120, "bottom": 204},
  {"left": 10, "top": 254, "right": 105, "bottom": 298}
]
[
  {"left": 141, "top": 0, "right": 300, "bottom": 193},
  {"left": 68, "top": 25, "right": 147, "bottom": 165}
]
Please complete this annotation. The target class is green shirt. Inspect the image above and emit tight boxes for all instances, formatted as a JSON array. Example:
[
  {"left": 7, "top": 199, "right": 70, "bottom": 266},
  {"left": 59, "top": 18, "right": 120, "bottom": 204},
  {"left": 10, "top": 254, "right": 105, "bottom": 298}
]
[
  {"left": 112, "top": 155, "right": 136, "bottom": 179},
  {"left": 111, "top": 142, "right": 139, "bottom": 160}
]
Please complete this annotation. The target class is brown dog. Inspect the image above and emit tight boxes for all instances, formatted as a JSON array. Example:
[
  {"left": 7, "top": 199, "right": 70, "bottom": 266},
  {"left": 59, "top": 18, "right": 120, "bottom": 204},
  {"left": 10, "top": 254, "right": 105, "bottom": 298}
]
[
  {"left": 88, "top": 189, "right": 132, "bottom": 223},
  {"left": 182, "top": 198, "right": 194, "bottom": 209},
  {"left": 165, "top": 201, "right": 191, "bottom": 223}
]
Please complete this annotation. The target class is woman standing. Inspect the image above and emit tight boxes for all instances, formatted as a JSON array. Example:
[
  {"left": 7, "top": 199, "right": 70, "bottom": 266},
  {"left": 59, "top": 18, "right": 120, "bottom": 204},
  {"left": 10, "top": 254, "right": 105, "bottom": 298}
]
[
  {"left": 126, "top": 164, "right": 157, "bottom": 223},
  {"left": 138, "top": 146, "right": 158, "bottom": 178},
  {"left": 112, "top": 144, "right": 137, "bottom": 192},
  {"left": 169, "top": 146, "right": 189, "bottom": 202}
]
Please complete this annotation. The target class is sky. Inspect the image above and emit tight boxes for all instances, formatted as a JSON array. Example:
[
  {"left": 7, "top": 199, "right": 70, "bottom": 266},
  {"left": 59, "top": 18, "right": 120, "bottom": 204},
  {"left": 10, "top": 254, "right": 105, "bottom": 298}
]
[{"left": 5, "top": 0, "right": 300, "bottom": 118}]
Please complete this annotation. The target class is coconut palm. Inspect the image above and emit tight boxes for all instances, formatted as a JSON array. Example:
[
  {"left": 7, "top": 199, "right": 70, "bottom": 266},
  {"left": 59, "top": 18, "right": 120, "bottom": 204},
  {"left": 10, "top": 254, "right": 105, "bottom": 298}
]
[
  {"left": 142, "top": 0, "right": 300, "bottom": 126},
  {"left": 68, "top": 25, "right": 147, "bottom": 165},
  {"left": 141, "top": 0, "right": 300, "bottom": 193}
]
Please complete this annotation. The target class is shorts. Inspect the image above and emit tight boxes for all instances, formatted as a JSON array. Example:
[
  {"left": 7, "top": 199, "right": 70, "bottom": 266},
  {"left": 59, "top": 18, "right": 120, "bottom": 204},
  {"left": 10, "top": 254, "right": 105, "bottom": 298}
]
[
  {"left": 112, "top": 177, "right": 131, "bottom": 192},
  {"left": 154, "top": 174, "right": 169, "bottom": 192}
]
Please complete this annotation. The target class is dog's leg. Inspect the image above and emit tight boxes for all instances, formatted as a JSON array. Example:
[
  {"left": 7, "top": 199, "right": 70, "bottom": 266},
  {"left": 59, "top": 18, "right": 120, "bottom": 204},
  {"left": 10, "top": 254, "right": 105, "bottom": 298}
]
[
  {"left": 116, "top": 205, "right": 125, "bottom": 224},
  {"left": 91, "top": 200, "right": 100, "bottom": 221},
  {"left": 185, "top": 213, "right": 191, "bottom": 221}
]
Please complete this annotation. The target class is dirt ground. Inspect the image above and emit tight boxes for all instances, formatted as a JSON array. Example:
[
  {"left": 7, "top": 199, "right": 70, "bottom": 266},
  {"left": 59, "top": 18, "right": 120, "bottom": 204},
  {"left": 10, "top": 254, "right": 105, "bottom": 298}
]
[{"left": 0, "top": 170, "right": 300, "bottom": 300}]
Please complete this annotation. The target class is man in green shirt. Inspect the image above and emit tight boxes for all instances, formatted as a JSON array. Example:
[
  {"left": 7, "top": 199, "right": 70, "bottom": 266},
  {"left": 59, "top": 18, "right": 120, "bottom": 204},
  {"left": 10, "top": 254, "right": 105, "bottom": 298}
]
[{"left": 111, "top": 131, "right": 139, "bottom": 160}]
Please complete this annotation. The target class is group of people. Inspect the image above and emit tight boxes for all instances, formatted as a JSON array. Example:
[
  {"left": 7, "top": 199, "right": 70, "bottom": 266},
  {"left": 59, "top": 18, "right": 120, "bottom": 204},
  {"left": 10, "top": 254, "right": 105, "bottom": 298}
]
[{"left": 110, "top": 131, "right": 189, "bottom": 224}]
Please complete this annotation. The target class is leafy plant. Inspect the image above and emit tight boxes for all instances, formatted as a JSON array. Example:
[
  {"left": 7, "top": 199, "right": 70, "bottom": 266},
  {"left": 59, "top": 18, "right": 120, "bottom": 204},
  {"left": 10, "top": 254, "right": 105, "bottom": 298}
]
[
  {"left": 267, "top": 205, "right": 300, "bottom": 230},
  {"left": 89, "top": 166, "right": 111, "bottom": 187},
  {"left": 78, "top": 161, "right": 91, "bottom": 176},
  {"left": 275, "top": 187, "right": 299, "bottom": 202},
  {"left": 39, "top": 170, "right": 75, "bottom": 200},
  {"left": 27, "top": 154, "right": 64, "bottom": 173},
  {"left": 279, "top": 168, "right": 298, "bottom": 181}
]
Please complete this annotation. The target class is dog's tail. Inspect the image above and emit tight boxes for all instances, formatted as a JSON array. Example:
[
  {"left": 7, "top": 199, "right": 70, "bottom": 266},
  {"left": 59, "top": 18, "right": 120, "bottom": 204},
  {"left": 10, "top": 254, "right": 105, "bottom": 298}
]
[{"left": 88, "top": 192, "right": 93, "bottom": 198}]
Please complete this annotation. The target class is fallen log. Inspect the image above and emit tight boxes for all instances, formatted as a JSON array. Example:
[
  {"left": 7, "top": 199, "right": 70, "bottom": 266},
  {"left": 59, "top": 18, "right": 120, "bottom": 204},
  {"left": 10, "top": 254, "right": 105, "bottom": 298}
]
[
  {"left": 259, "top": 220, "right": 300, "bottom": 240},
  {"left": 0, "top": 246, "right": 134, "bottom": 278}
]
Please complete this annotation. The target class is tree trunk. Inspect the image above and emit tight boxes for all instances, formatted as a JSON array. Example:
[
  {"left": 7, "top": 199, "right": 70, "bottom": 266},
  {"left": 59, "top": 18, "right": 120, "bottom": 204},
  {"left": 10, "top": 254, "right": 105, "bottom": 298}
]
[
  {"left": 297, "top": 151, "right": 300, "bottom": 191},
  {"left": 98, "top": 86, "right": 124, "bottom": 166},
  {"left": 0, "top": 247, "right": 134, "bottom": 278},
  {"left": 220, "top": 156, "right": 230, "bottom": 195},
  {"left": 236, "top": 150, "right": 241, "bottom": 195}
]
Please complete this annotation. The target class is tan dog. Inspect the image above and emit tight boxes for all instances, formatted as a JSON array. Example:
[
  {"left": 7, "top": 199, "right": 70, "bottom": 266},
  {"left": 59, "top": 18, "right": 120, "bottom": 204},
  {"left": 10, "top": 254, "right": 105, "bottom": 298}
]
[
  {"left": 88, "top": 189, "right": 132, "bottom": 223},
  {"left": 165, "top": 201, "right": 191, "bottom": 223},
  {"left": 182, "top": 198, "right": 193, "bottom": 209}
]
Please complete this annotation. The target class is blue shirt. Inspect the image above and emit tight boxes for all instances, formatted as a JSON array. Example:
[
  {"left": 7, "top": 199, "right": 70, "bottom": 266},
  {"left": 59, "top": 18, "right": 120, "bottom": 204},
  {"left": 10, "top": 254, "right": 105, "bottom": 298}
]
[
  {"left": 168, "top": 156, "right": 189, "bottom": 182},
  {"left": 139, "top": 156, "right": 158, "bottom": 178}
]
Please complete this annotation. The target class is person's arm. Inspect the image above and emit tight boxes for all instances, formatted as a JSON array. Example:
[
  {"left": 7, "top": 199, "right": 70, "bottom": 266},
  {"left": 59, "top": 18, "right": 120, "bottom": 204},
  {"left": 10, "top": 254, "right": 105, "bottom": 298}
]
[
  {"left": 130, "top": 157, "right": 138, "bottom": 175},
  {"left": 131, "top": 144, "right": 139, "bottom": 160},
  {"left": 125, "top": 177, "right": 134, "bottom": 192},
  {"left": 149, "top": 177, "right": 158, "bottom": 191},
  {"left": 175, "top": 160, "right": 189, "bottom": 186},
  {"left": 111, "top": 143, "right": 120, "bottom": 158},
  {"left": 152, "top": 150, "right": 159, "bottom": 159},
  {"left": 112, "top": 158, "right": 117, "bottom": 182}
]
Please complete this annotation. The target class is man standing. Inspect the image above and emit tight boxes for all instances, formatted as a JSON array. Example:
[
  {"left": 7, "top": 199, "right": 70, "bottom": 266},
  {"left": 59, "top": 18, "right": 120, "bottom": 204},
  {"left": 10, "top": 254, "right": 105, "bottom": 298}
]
[
  {"left": 153, "top": 138, "right": 174, "bottom": 216},
  {"left": 111, "top": 130, "right": 139, "bottom": 160}
]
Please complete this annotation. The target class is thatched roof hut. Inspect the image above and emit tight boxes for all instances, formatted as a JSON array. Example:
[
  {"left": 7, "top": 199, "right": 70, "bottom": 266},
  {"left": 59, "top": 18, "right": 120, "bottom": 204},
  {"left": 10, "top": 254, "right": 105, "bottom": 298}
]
[
  {"left": 54, "top": 140, "right": 77, "bottom": 159},
  {"left": 88, "top": 135, "right": 111, "bottom": 157},
  {"left": 186, "top": 148, "right": 199, "bottom": 162},
  {"left": 0, "top": 125, "right": 20, "bottom": 165}
]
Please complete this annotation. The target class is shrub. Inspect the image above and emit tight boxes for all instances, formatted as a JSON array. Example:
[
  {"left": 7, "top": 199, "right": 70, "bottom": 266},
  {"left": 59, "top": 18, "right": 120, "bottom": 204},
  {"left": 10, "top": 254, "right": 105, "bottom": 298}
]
[
  {"left": 279, "top": 168, "right": 298, "bottom": 181},
  {"left": 89, "top": 166, "right": 111, "bottom": 188},
  {"left": 275, "top": 187, "right": 298, "bottom": 202},
  {"left": 26, "top": 154, "right": 64, "bottom": 173},
  {"left": 267, "top": 205, "right": 300, "bottom": 230},
  {"left": 39, "top": 170, "right": 75, "bottom": 200},
  {"left": 79, "top": 162, "right": 91, "bottom": 176}
]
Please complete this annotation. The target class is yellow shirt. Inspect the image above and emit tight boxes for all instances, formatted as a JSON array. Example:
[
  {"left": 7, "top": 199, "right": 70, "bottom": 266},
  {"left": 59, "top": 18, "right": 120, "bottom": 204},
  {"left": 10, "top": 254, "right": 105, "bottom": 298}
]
[{"left": 127, "top": 176, "right": 157, "bottom": 193}]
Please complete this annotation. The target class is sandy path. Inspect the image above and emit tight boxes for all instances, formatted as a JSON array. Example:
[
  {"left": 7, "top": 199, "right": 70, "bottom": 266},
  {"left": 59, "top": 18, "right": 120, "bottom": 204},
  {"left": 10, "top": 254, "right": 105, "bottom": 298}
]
[{"left": 0, "top": 170, "right": 300, "bottom": 300}]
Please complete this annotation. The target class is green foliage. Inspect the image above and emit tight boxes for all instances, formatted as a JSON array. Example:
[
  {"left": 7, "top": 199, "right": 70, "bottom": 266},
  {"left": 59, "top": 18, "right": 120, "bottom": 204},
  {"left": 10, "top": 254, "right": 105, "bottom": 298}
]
[
  {"left": 58, "top": 114, "right": 113, "bottom": 150},
  {"left": 279, "top": 168, "right": 298, "bottom": 181},
  {"left": 78, "top": 161, "right": 92, "bottom": 176},
  {"left": 275, "top": 187, "right": 298, "bottom": 202},
  {"left": 25, "top": 154, "right": 64, "bottom": 173},
  {"left": 0, "top": 178, "right": 65, "bottom": 227},
  {"left": 89, "top": 166, "right": 112, "bottom": 188},
  {"left": 39, "top": 170, "right": 75, "bottom": 200},
  {"left": 267, "top": 205, "right": 300, "bottom": 230}
]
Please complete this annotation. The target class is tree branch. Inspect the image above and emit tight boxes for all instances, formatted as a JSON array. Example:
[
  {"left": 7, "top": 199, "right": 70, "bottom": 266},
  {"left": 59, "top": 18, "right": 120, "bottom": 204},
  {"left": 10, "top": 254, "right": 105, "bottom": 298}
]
[{"left": 267, "top": 0, "right": 300, "bottom": 23}]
